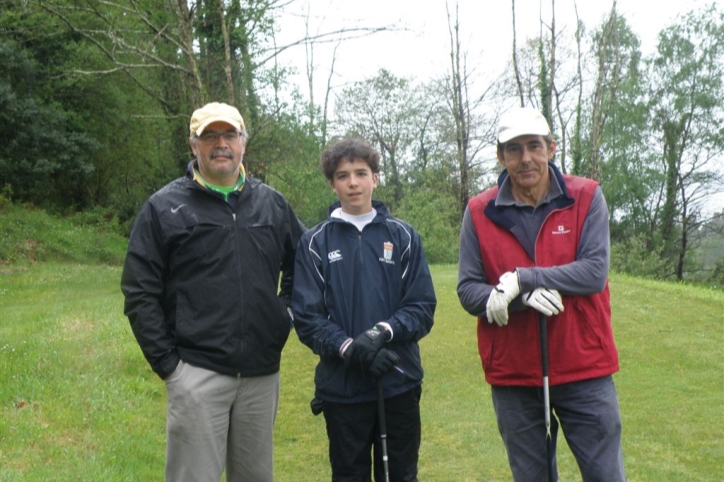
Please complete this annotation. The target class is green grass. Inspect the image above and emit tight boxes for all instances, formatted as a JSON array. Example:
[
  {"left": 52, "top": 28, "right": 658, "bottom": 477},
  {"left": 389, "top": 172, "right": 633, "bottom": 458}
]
[
  {"left": 0, "top": 264, "right": 163, "bottom": 480},
  {"left": 1, "top": 264, "right": 722, "bottom": 481}
]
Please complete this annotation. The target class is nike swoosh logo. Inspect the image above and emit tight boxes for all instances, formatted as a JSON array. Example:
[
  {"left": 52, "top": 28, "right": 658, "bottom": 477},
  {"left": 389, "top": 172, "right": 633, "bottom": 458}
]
[{"left": 171, "top": 204, "right": 186, "bottom": 214}]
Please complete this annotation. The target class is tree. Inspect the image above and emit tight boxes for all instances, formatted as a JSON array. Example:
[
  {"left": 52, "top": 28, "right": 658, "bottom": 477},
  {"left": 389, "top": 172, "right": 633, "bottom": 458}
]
[
  {"left": 333, "top": 69, "right": 426, "bottom": 210},
  {"left": 444, "top": 1, "right": 494, "bottom": 214},
  {"left": 570, "top": 4, "right": 585, "bottom": 176},
  {"left": 648, "top": 4, "right": 724, "bottom": 280},
  {"left": 587, "top": 2, "right": 623, "bottom": 182},
  {"left": 589, "top": 12, "right": 653, "bottom": 245},
  {"left": 511, "top": 0, "right": 525, "bottom": 106},
  {"left": 505, "top": 0, "right": 581, "bottom": 174},
  {"left": 433, "top": 0, "right": 498, "bottom": 216}
]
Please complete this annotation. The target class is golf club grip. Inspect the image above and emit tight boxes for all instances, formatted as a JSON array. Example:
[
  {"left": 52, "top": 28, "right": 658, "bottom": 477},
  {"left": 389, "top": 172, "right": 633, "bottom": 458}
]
[{"left": 539, "top": 313, "right": 549, "bottom": 377}]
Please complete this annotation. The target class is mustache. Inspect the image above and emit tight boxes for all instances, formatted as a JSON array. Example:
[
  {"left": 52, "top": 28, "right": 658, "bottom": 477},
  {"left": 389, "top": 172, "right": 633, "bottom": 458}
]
[{"left": 210, "top": 149, "right": 233, "bottom": 159}]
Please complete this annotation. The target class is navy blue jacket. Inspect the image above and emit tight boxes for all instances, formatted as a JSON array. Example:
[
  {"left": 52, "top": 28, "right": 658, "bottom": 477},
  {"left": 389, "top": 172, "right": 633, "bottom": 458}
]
[{"left": 292, "top": 200, "right": 436, "bottom": 403}]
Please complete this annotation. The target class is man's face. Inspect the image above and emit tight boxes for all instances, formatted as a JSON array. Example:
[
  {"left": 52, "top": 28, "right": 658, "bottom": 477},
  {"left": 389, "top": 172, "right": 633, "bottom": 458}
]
[
  {"left": 497, "top": 134, "right": 556, "bottom": 192},
  {"left": 190, "top": 121, "right": 245, "bottom": 186},
  {"left": 330, "top": 158, "right": 379, "bottom": 215}
]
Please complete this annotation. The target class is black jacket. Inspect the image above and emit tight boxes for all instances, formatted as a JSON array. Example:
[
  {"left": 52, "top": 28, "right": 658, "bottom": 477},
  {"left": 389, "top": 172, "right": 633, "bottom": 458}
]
[
  {"left": 121, "top": 163, "right": 305, "bottom": 379},
  {"left": 292, "top": 201, "right": 436, "bottom": 403}
]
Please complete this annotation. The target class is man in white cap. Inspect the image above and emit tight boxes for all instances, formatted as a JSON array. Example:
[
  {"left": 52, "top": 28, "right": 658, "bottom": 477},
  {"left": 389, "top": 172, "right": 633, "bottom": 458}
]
[
  {"left": 121, "top": 102, "right": 305, "bottom": 482},
  {"left": 457, "top": 106, "right": 627, "bottom": 481}
]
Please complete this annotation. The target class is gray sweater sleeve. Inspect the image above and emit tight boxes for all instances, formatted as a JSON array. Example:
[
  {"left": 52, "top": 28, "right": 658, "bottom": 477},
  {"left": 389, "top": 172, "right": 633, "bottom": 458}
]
[
  {"left": 516, "top": 186, "right": 610, "bottom": 295},
  {"left": 457, "top": 207, "right": 491, "bottom": 317}
]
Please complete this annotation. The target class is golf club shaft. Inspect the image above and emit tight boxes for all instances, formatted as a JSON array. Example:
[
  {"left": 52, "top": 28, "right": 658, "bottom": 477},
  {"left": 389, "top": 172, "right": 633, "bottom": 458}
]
[
  {"left": 539, "top": 313, "right": 554, "bottom": 482},
  {"left": 377, "top": 378, "right": 390, "bottom": 482}
]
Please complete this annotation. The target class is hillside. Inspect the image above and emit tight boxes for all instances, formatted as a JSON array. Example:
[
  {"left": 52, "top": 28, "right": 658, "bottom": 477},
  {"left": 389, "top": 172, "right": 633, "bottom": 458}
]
[{"left": 0, "top": 203, "right": 127, "bottom": 268}]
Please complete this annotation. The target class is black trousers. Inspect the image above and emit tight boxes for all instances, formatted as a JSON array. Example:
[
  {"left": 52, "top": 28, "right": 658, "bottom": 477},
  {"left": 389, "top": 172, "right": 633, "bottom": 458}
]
[{"left": 322, "top": 386, "right": 422, "bottom": 482}]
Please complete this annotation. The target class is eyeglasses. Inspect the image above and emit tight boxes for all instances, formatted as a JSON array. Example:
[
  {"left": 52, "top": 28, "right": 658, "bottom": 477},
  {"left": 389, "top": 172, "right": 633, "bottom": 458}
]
[{"left": 197, "top": 130, "right": 242, "bottom": 144}]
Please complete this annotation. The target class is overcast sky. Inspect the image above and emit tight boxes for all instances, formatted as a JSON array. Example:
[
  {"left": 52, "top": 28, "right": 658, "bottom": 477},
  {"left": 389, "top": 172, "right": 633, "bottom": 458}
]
[
  {"left": 273, "top": 0, "right": 723, "bottom": 214},
  {"left": 274, "top": 0, "right": 702, "bottom": 99}
]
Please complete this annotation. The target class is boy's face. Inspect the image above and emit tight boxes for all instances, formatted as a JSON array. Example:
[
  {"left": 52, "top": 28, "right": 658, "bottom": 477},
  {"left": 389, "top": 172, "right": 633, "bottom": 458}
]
[{"left": 330, "top": 158, "right": 379, "bottom": 215}]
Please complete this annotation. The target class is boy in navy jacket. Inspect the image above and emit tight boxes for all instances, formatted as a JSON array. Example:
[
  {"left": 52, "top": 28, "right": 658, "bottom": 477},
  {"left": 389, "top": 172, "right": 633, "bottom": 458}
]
[{"left": 292, "top": 137, "right": 436, "bottom": 482}]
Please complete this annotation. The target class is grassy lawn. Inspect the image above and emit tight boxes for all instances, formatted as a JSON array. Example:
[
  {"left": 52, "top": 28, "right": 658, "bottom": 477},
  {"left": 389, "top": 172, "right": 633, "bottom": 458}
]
[{"left": 0, "top": 263, "right": 722, "bottom": 481}]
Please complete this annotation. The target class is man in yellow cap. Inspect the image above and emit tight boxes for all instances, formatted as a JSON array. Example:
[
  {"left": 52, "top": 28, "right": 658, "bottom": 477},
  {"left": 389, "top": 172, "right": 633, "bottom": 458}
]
[{"left": 121, "top": 102, "right": 305, "bottom": 482}]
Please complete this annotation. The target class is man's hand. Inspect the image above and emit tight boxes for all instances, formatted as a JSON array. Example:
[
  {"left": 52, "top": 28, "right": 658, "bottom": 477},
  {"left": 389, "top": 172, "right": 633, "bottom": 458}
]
[
  {"left": 368, "top": 349, "right": 400, "bottom": 378},
  {"left": 485, "top": 271, "right": 521, "bottom": 326},
  {"left": 522, "top": 288, "right": 564, "bottom": 316},
  {"left": 343, "top": 324, "right": 391, "bottom": 369}
]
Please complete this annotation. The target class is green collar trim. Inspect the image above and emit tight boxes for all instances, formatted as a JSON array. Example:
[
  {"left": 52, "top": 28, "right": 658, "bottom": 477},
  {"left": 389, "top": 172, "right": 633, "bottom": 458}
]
[{"left": 193, "top": 165, "right": 246, "bottom": 201}]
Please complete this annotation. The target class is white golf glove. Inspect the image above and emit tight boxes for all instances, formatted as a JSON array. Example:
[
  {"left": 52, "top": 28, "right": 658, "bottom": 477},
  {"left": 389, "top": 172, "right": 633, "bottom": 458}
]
[
  {"left": 521, "top": 288, "right": 564, "bottom": 316},
  {"left": 485, "top": 271, "right": 521, "bottom": 326}
]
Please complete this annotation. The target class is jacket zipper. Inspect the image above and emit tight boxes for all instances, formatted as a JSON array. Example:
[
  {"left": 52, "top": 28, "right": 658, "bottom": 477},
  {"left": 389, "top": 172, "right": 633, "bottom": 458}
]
[{"left": 231, "top": 210, "right": 244, "bottom": 377}]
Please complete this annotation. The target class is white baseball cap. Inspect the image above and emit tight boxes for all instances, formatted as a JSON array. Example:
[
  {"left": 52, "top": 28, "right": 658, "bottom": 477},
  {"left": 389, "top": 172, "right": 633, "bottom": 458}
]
[{"left": 497, "top": 107, "right": 551, "bottom": 143}]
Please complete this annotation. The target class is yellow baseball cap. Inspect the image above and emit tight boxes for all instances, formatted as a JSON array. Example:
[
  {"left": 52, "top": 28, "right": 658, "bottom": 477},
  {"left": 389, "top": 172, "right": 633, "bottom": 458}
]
[{"left": 189, "top": 102, "right": 245, "bottom": 136}]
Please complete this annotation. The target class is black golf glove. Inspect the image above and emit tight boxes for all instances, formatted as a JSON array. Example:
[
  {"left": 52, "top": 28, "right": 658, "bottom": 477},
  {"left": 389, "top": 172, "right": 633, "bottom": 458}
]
[
  {"left": 368, "top": 348, "right": 400, "bottom": 378},
  {"left": 344, "top": 324, "right": 391, "bottom": 370}
]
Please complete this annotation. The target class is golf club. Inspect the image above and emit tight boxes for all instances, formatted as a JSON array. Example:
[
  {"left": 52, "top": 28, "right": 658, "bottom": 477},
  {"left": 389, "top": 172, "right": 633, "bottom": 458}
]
[
  {"left": 539, "top": 313, "right": 554, "bottom": 481},
  {"left": 376, "top": 377, "right": 390, "bottom": 482}
]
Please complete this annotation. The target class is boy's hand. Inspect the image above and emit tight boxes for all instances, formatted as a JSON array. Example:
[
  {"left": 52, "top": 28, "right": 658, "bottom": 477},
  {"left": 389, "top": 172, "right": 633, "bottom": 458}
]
[
  {"left": 344, "top": 325, "right": 391, "bottom": 369},
  {"left": 368, "top": 349, "right": 400, "bottom": 378}
]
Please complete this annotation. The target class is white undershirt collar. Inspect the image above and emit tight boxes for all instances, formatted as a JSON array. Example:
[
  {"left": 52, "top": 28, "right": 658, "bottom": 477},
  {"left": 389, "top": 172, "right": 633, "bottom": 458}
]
[{"left": 331, "top": 207, "right": 377, "bottom": 232}]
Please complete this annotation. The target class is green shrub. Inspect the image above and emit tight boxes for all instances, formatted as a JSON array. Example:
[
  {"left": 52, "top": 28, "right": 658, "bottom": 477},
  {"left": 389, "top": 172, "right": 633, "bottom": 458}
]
[
  {"left": 66, "top": 207, "right": 124, "bottom": 236},
  {"left": 394, "top": 188, "right": 460, "bottom": 264},
  {"left": 0, "top": 183, "right": 13, "bottom": 212},
  {"left": 710, "top": 258, "right": 724, "bottom": 286},
  {"left": 611, "top": 235, "right": 667, "bottom": 279}
]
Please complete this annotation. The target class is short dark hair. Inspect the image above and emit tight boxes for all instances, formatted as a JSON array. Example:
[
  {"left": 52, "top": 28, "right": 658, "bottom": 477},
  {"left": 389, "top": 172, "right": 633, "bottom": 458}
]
[
  {"left": 497, "top": 133, "right": 554, "bottom": 157},
  {"left": 320, "top": 137, "right": 380, "bottom": 180}
]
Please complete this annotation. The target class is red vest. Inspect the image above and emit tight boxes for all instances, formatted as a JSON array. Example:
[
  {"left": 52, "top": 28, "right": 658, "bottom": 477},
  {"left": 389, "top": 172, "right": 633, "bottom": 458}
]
[{"left": 468, "top": 175, "right": 619, "bottom": 386}]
